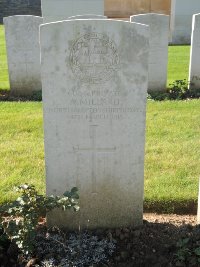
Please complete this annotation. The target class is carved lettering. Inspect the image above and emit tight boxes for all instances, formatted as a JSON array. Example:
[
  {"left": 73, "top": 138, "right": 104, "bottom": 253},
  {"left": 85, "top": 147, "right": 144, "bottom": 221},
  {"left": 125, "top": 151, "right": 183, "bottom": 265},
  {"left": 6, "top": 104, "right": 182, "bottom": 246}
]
[
  {"left": 69, "top": 33, "right": 120, "bottom": 84},
  {"left": 192, "top": 75, "right": 200, "bottom": 81},
  {"left": 70, "top": 98, "right": 120, "bottom": 106}
]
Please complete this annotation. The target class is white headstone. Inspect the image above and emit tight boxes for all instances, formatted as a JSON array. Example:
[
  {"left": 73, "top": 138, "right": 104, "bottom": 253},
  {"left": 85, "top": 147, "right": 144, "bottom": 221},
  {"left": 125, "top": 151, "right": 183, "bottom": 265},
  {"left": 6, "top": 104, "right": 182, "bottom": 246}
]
[
  {"left": 170, "top": 0, "right": 200, "bottom": 44},
  {"left": 40, "top": 19, "right": 149, "bottom": 229},
  {"left": 41, "top": 0, "right": 104, "bottom": 23},
  {"left": 3, "top": 15, "right": 43, "bottom": 95},
  {"left": 68, "top": 15, "right": 107, "bottom": 20},
  {"left": 189, "top": 13, "right": 200, "bottom": 89},
  {"left": 131, "top": 13, "right": 169, "bottom": 91}
]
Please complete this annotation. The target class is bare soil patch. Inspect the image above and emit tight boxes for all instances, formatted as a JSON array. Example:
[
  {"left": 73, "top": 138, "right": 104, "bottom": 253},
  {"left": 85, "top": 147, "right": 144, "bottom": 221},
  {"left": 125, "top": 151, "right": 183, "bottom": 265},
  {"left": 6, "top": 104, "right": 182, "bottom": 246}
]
[
  {"left": 105, "top": 213, "right": 198, "bottom": 267},
  {"left": 0, "top": 214, "right": 199, "bottom": 267}
]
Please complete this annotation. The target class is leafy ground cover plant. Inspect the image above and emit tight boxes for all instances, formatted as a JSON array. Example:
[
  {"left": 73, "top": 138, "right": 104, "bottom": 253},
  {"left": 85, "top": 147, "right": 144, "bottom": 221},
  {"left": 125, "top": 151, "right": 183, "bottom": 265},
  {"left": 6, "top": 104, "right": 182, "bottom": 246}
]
[
  {"left": 0, "top": 184, "right": 79, "bottom": 256},
  {"left": 148, "top": 79, "right": 200, "bottom": 101},
  {"left": 30, "top": 90, "right": 42, "bottom": 101},
  {"left": 0, "top": 185, "right": 116, "bottom": 267},
  {"left": 174, "top": 230, "right": 200, "bottom": 266}
]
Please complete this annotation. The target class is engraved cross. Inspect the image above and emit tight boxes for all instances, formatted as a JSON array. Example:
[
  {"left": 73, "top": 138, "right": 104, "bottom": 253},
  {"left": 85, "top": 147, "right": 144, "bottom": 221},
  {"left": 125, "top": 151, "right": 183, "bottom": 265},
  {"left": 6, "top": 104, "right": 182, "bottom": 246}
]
[{"left": 73, "top": 125, "right": 116, "bottom": 193}]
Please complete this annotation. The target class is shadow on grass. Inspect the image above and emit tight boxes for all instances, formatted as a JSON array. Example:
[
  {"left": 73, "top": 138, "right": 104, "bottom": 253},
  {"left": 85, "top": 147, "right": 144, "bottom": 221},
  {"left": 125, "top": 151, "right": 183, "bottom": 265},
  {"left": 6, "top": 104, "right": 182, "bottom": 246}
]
[
  {"left": 144, "top": 199, "right": 198, "bottom": 215},
  {"left": 0, "top": 89, "right": 42, "bottom": 101}
]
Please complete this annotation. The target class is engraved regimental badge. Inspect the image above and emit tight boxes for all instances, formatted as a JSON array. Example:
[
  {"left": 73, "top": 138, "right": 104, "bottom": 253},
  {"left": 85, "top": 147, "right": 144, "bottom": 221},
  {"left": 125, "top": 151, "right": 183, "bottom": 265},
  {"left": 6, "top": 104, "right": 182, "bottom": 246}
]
[{"left": 70, "top": 32, "right": 120, "bottom": 84}]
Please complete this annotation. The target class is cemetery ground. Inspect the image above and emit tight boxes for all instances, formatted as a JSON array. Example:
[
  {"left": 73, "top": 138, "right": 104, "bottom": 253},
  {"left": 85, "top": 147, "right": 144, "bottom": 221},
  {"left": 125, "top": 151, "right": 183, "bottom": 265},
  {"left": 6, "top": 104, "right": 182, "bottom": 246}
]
[
  {"left": 0, "top": 103, "right": 200, "bottom": 266},
  {"left": 0, "top": 25, "right": 200, "bottom": 266},
  {"left": 0, "top": 100, "right": 200, "bottom": 213}
]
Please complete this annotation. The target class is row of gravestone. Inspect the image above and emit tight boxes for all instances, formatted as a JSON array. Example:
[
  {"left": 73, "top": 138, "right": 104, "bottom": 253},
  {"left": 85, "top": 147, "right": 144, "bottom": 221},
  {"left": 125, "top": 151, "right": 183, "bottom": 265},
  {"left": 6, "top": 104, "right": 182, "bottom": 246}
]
[
  {"left": 41, "top": 0, "right": 200, "bottom": 47},
  {"left": 2, "top": 0, "right": 200, "bottom": 46},
  {"left": 2, "top": 12, "right": 200, "bottom": 229},
  {"left": 4, "top": 13, "right": 170, "bottom": 96},
  {"left": 4, "top": 12, "right": 200, "bottom": 97}
]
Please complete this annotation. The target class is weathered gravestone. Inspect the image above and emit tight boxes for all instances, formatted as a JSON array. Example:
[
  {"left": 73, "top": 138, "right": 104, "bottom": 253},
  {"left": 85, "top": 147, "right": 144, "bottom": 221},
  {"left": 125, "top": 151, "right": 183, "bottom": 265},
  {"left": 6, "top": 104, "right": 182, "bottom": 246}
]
[
  {"left": 41, "top": 0, "right": 104, "bottom": 23},
  {"left": 170, "top": 0, "right": 200, "bottom": 44},
  {"left": 189, "top": 13, "right": 200, "bottom": 89},
  {"left": 68, "top": 14, "right": 107, "bottom": 20},
  {"left": 40, "top": 19, "right": 149, "bottom": 229},
  {"left": 131, "top": 13, "right": 169, "bottom": 91},
  {"left": 4, "top": 15, "right": 43, "bottom": 95}
]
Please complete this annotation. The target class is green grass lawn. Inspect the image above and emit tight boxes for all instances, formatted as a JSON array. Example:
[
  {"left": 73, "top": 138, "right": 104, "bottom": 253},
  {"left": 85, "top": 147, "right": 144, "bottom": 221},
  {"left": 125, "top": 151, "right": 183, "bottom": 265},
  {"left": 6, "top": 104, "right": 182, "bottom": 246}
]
[
  {"left": 0, "top": 25, "right": 9, "bottom": 90},
  {"left": 0, "top": 102, "right": 45, "bottom": 202},
  {"left": 0, "top": 25, "right": 199, "bottom": 214},
  {"left": 167, "top": 45, "right": 190, "bottom": 86},
  {"left": 0, "top": 101, "right": 199, "bottom": 213},
  {"left": 145, "top": 100, "right": 200, "bottom": 213}
]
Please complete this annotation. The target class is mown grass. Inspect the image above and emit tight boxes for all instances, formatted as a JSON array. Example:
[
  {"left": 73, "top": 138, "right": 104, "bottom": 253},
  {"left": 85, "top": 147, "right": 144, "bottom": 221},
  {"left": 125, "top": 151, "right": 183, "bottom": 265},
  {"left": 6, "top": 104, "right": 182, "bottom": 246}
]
[
  {"left": 145, "top": 100, "right": 200, "bottom": 213},
  {"left": 0, "top": 102, "right": 45, "bottom": 203},
  {"left": 167, "top": 45, "right": 190, "bottom": 86},
  {"left": 0, "top": 25, "right": 9, "bottom": 90},
  {"left": 0, "top": 101, "right": 199, "bottom": 213}
]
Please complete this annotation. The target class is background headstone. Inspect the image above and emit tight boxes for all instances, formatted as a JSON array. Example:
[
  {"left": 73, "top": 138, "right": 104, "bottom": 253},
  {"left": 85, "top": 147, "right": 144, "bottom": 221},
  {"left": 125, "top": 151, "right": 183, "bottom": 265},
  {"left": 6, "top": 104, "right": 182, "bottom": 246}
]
[
  {"left": 40, "top": 19, "right": 149, "bottom": 229},
  {"left": 189, "top": 13, "right": 200, "bottom": 89},
  {"left": 41, "top": 0, "right": 104, "bottom": 23},
  {"left": 131, "top": 13, "right": 169, "bottom": 91},
  {"left": 4, "top": 15, "right": 43, "bottom": 95},
  {"left": 170, "top": 0, "right": 200, "bottom": 44},
  {"left": 68, "top": 14, "right": 107, "bottom": 19}
]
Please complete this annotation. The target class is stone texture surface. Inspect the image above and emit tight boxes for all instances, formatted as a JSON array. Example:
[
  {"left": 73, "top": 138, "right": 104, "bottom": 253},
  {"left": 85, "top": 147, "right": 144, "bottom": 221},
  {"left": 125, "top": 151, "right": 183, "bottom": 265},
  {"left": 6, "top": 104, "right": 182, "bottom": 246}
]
[
  {"left": 131, "top": 13, "right": 169, "bottom": 91},
  {"left": 170, "top": 0, "right": 200, "bottom": 44},
  {"left": 189, "top": 13, "right": 200, "bottom": 89},
  {"left": 40, "top": 19, "right": 149, "bottom": 229},
  {"left": 68, "top": 14, "right": 107, "bottom": 20},
  {"left": 0, "top": 0, "right": 41, "bottom": 23},
  {"left": 4, "top": 15, "right": 43, "bottom": 95},
  {"left": 41, "top": 0, "right": 104, "bottom": 23}
]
